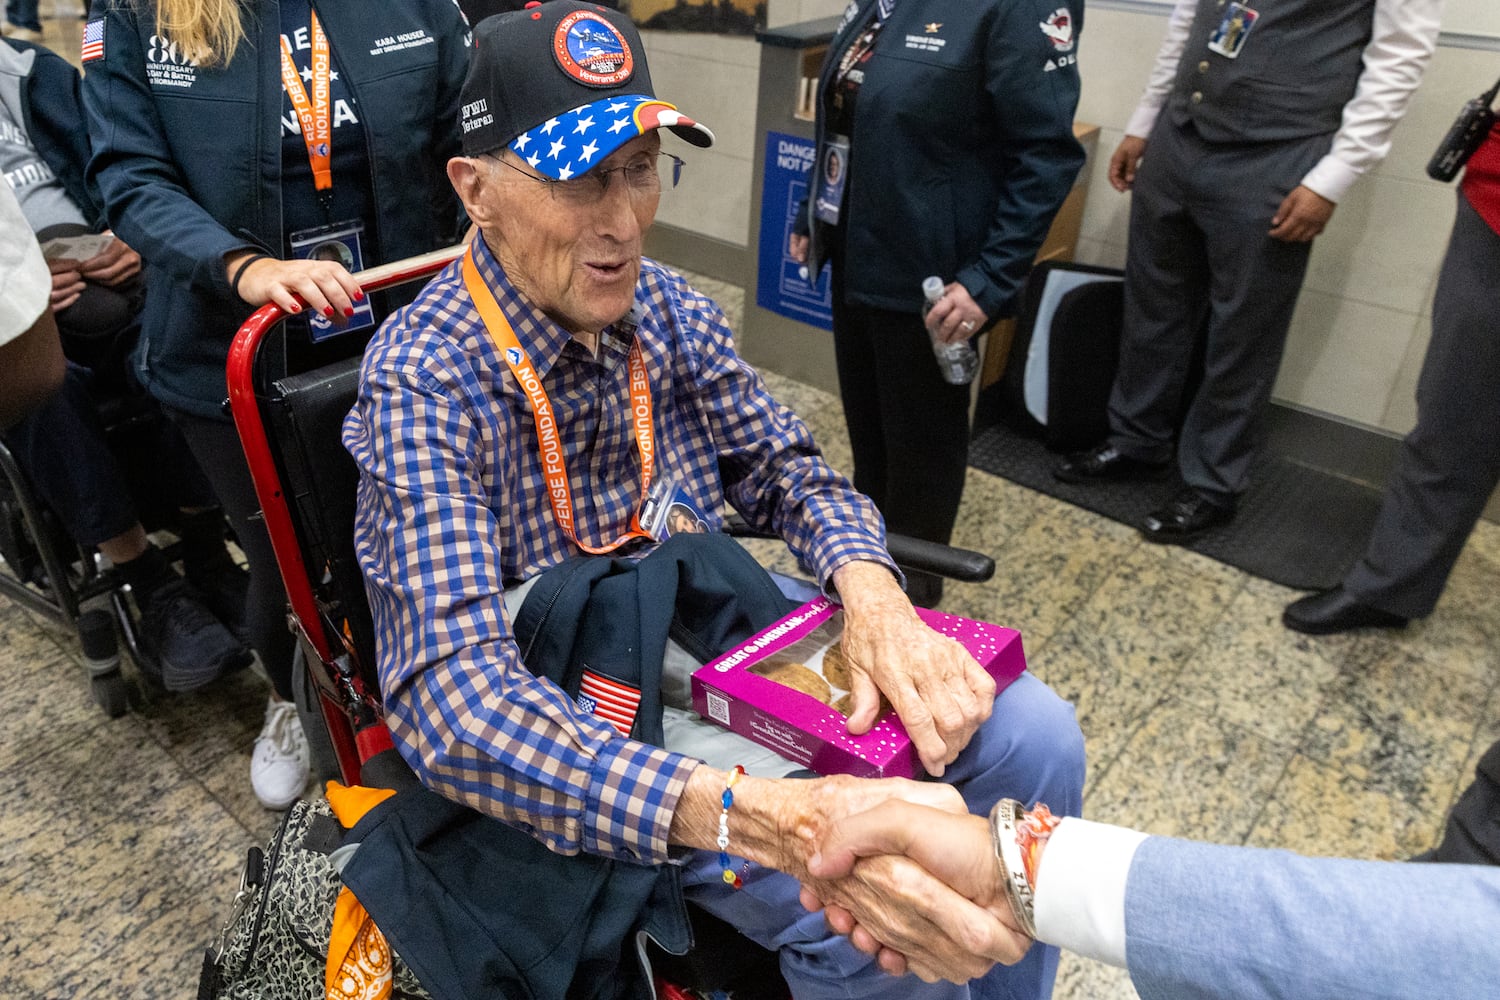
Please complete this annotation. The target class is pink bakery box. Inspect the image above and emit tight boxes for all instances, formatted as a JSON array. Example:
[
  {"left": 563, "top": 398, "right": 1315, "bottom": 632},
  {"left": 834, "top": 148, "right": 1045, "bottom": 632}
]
[{"left": 690, "top": 596, "right": 1026, "bottom": 779}]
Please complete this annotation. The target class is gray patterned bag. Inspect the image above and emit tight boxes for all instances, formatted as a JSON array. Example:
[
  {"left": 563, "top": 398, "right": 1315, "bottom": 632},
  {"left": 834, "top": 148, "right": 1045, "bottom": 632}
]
[{"left": 197, "top": 797, "right": 431, "bottom": 1000}]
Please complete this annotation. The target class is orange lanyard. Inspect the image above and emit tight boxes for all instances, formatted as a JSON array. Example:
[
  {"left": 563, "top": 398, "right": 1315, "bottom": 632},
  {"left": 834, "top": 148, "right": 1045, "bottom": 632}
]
[
  {"left": 461, "top": 248, "right": 656, "bottom": 554},
  {"left": 280, "top": 12, "right": 333, "bottom": 198}
]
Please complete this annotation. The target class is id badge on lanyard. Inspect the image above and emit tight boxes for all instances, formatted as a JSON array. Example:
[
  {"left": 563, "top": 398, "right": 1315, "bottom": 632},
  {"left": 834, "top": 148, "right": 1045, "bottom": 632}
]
[
  {"left": 282, "top": 12, "right": 371, "bottom": 339},
  {"left": 639, "top": 476, "right": 710, "bottom": 540},
  {"left": 1207, "top": 3, "right": 1259, "bottom": 59},
  {"left": 813, "top": 134, "right": 850, "bottom": 226},
  {"left": 288, "top": 220, "right": 374, "bottom": 339}
]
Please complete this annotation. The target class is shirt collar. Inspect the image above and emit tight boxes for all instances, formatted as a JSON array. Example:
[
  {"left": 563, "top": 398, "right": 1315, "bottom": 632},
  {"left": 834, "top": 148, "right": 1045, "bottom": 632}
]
[{"left": 470, "top": 233, "right": 639, "bottom": 379}]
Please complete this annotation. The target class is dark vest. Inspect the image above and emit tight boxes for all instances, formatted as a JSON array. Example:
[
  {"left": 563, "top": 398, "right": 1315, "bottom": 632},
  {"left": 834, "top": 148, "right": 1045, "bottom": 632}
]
[{"left": 1168, "top": 0, "right": 1375, "bottom": 143}]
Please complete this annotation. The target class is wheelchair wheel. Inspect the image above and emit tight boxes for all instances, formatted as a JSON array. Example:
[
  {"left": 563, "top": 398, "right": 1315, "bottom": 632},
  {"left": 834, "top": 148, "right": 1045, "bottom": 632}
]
[{"left": 90, "top": 669, "right": 130, "bottom": 718}]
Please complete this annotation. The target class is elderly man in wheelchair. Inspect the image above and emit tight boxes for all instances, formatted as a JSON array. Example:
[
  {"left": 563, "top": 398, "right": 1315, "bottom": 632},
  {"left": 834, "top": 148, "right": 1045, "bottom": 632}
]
[{"left": 339, "top": 6, "right": 1085, "bottom": 999}]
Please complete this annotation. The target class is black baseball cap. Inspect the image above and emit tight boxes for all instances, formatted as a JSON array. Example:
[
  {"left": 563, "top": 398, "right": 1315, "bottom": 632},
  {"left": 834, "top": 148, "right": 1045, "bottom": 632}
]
[{"left": 459, "top": 1, "right": 715, "bottom": 179}]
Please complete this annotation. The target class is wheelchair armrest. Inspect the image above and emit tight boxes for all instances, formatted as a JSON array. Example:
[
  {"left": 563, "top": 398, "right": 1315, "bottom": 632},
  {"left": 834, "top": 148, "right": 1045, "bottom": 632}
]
[
  {"left": 883, "top": 532, "right": 995, "bottom": 584},
  {"left": 721, "top": 514, "right": 995, "bottom": 585}
]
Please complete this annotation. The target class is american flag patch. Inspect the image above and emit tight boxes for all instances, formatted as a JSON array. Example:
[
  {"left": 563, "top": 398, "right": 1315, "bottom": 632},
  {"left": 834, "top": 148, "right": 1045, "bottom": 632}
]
[
  {"left": 81, "top": 19, "right": 105, "bottom": 63},
  {"left": 577, "top": 670, "right": 642, "bottom": 736}
]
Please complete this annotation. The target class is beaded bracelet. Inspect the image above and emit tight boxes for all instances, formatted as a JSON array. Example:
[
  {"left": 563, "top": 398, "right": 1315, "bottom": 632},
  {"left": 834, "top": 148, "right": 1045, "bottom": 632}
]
[{"left": 717, "top": 765, "right": 747, "bottom": 889}]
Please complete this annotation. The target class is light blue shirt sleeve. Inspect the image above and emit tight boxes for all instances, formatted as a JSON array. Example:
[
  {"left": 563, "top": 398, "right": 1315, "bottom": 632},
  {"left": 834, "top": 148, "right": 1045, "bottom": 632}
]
[{"left": 1124, "top": 836, "right": 1500, "bottom": 1000}]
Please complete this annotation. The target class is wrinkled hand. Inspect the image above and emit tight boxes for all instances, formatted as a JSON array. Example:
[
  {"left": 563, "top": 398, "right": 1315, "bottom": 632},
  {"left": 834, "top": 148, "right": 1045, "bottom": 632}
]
[
  {"left": 79, "top": 233, "right": 141, "bottom": 286},
  {"left": 831, "top": 562, "right": 995, "bottom": 776},
  {"left": 1108, "top": 136, "right": 1148, "bottom": 192},
  {"left": 48, "top": 257, "right": 85, "bottom": 312},
  {"left": 226, "top": 251, "right": 364, "bottom": 322},
  {"left": 1269, "top": 185, "right": 1335, "bottom": 242},
  {"left": 922, "top": 282, "right": 988, "bottom": 346},
  {"left": 800, "top": 801, "right": 1032, "bottom": 981},
  {"left": 789, "top": 232, "right": 809, "bottom": 264},
  {"left": 757, "top": 776, "right": 1004, "bottom": 982}
]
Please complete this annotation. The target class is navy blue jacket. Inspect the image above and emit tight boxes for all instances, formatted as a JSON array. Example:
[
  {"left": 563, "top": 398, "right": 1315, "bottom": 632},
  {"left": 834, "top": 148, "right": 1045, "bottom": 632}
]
[
  {"left": 804, "top": 0, "right": 1086, "bottom": 319},
  {"left": 82, "top": 0, "right": 470, "bottom": 419},
  {"left": 4, "top": 39, "right": 102, "bottom": 228}
]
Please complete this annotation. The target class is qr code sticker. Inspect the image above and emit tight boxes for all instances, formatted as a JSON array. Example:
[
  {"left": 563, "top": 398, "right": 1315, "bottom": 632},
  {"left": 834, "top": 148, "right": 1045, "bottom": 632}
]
[{"left": 706, "top": 691, "right": 731, "bottom": 726}]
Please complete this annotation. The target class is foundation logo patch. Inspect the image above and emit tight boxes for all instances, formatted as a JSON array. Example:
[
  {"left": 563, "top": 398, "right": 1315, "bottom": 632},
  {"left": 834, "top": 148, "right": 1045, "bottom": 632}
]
[
  {"left": 1040, "top": 8, "right": 1075, "bottom": 52},
  {"left": 554, "top": 10, "right": 633, "bottom": 87}
]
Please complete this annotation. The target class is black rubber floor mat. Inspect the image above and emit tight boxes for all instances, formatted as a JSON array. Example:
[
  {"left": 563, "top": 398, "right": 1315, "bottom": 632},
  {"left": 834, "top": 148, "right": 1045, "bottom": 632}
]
[{"left": 968, "top": 422, "right": 1386, "bottom": 591}]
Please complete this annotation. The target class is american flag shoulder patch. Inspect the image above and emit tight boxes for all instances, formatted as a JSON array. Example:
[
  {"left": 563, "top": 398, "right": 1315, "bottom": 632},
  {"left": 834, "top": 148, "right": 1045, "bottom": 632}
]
[
  {"left": 81, "top": 19, "right": 105, "bottom": 63},
  {"left": 577, "top": 669, "right": 642, "bottom": 736}
]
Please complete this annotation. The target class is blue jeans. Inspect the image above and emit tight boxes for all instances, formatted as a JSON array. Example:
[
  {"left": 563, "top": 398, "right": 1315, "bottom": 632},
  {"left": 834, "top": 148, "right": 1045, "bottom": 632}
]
[
  {"left": 5, "top": 0, "right": 41, "bottom": 31},
  {"left": 680, "top": 672, "right": 1086, "bottom": 1000}
]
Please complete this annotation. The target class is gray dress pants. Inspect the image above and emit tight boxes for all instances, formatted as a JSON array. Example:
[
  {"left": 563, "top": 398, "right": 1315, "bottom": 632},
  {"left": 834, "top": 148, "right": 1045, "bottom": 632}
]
[
  {"left": 1344, "top": 193, "right": 1500, "bottom": 618},
  {"left": 1107, "top": 119, "right": 1328, "bottom": 503}
]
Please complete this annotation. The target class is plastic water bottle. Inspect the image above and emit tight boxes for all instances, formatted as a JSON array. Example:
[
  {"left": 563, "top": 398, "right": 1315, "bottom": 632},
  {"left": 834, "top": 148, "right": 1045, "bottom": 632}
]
[{"left": 922, "top": 275, "right": 979, "bottom": 385}]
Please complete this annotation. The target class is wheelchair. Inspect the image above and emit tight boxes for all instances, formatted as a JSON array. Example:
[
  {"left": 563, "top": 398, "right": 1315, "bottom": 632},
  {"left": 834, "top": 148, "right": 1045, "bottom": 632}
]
[
  {"left": 0, "top": 387, "right": 176, "bottom": 718},
  {"left": 226, "top": 245, "right": 996, "bottom": 998}
]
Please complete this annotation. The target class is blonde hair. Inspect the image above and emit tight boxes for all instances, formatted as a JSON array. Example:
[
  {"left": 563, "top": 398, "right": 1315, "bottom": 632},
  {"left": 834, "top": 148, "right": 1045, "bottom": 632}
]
[{"left": 146, "top": 0, "right": 247, "bottom": 68}]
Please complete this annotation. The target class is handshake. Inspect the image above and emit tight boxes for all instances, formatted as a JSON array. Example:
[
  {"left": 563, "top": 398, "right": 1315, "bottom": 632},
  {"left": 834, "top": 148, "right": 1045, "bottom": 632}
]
[{"left": 794, "top": 783, "right": 1044, "bottom": 985}]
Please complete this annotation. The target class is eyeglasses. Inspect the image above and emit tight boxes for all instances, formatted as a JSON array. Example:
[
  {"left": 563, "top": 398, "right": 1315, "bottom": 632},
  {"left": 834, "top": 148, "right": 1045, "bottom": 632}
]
[{"left": 488, "top": 152, "right": 685, "bottom": 206}]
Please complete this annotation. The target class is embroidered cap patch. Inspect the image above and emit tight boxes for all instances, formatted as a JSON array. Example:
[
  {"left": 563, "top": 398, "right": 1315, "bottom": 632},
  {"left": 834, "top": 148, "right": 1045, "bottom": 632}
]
[{"left": 553, "top": 9, "right": 634, "bottom": 88}]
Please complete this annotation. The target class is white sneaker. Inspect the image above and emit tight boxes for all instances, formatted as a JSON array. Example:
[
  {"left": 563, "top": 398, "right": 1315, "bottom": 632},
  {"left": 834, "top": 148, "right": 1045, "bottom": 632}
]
[{"left": 251, "top": 697, "right": 311, "bottom": 810}]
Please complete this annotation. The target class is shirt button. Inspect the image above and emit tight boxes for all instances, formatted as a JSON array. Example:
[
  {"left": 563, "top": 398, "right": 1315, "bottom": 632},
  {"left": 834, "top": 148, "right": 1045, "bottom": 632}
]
[
  {"left": 1191, "top": 91, "right": 1204, "bottom": 104},
  {"left": 1198, "top": 60, "right": 1210, "bottom": 73}
]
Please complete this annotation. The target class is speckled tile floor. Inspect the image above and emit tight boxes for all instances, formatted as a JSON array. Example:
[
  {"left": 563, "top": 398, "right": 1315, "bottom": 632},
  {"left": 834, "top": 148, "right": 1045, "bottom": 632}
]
[{"left": 2, "top": 264, "right": 1493, "bottom": 999}]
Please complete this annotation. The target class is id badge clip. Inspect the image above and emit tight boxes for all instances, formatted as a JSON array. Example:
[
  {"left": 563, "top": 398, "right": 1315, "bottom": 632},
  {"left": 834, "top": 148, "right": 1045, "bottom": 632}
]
[
  {"left": 1207, "top": 3, "right": 1259, "bottom": 59},
  {"left": 638, "top": 475, "right": 710, "bottom": 542},
  {"left": 288, "top": 219, "right": 375, "bottom": 341}
]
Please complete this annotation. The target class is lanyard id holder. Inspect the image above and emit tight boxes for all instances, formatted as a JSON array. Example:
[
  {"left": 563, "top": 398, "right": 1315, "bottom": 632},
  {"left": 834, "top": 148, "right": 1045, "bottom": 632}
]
[
  {"left": 1207, "top": 3, "right": 1259, "bottom": 59},
  {"left": 289, "top": 220, "right": 375, "bottom": 341},
  {"left": 639, "top": 476, "right": 709, "bottom": 542},
  {"left": 813, "top": 134, "right": 851, "bottom": 226}
]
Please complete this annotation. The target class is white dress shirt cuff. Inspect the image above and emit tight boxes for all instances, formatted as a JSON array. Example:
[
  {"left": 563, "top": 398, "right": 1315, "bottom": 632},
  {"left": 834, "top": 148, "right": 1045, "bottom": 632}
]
[
  {"left": 1125, "top": 104, "right": 1161, "bottom": 141},
  {"left": 1032, "top": 817, "right": 1149, "bottom": 968},
  {"left": 1300, "top": 154, "right": 1364, "bottom": 205}
]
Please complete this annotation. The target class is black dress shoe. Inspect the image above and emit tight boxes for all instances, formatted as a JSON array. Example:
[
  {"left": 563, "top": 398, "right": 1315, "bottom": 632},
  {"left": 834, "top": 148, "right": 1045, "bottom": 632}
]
[
  {"left": 1139, "top": 487, "right": 1233, "bottom": 543},
  {"left": 1282, "top": 586, "right": 1409, "bottom": 635},
  {"left": 1054, "top": 444, "right": 1170, "bottom": 484}
]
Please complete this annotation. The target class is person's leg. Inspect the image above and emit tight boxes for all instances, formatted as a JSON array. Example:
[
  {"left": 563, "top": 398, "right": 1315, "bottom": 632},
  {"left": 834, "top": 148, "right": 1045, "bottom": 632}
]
[
  {"left": 1172, "top": 135, "right": 1323, "bottom": 504},
  {"left": 1106, "top": 121, "right": 1211, "bottom": 464},
  {"left": 166, "top": 408, "right": 295, "bottom": 697},
  {"left": 3, "top": 364, "right": 140, "bottom": 550},
  {"left": 166, "top": 406, "right": 309, "bottom": 809},
  {"left": 843, "top": 302, "right": 972, "bottom": 606},
  {"left": 1341, "top": 194, "right": 1500, "bottom": 618},
  {"left": 831, "top": 250, "right": 892, "bottom": 512},
  {"left": 2, "top": 366, "right": 250, "bottom": 688},
  {"left": 1422, "top": 737, "right": 1500, "bottom": 866},
  {"left": 682, "top": 847, "right": 971, "bottom": 1000}
]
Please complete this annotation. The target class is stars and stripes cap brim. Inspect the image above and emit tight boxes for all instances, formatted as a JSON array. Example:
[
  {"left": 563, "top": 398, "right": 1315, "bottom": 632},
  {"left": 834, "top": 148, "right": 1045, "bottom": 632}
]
[{"left": 508, "top": 95, "right": 714, "bottom": 181}]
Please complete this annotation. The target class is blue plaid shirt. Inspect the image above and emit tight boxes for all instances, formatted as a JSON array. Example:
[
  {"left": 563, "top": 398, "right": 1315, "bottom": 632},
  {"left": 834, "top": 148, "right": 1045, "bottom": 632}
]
[{"left": 343, "top": 236, "right": 893, "bottom": 863}]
